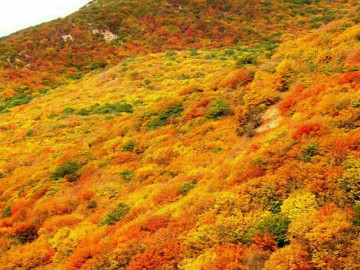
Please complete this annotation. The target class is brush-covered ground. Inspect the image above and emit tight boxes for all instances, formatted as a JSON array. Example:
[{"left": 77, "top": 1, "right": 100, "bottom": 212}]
[{"left": 0, "top": 0, "right": 360, "bottom": 269}]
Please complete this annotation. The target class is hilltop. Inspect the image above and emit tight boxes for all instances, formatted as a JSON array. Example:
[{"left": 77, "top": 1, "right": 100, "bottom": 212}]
[{"left": 0, "top": 0, "right": 359, "bottom": 269}]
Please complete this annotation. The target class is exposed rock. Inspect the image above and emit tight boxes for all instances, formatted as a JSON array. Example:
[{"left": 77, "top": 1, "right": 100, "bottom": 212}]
[{"left": 62, "top": 34, "right": 74, "bottom": 42}]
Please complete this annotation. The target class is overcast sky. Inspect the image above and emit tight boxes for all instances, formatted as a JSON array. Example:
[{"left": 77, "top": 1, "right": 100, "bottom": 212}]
[{"left": 0, "top": 0, "right": 92, "bottom": 37}]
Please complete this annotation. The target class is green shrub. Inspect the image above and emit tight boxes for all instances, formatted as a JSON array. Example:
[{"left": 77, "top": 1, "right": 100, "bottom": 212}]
[
  {"left": 224, "top": 49, "right": 235, "bottom": 56},
  {"left": 158, "top": 103, "right": 183, "bottom": 120},
  {"left": 77, "top": 102, "right": 133, "bottom": 116},
  {"left": 188, "top": 48, "right": 199, "bottom": 56},
  {"left": 113, "top": 102, "right": 133, "bottom": 113},
  {"left": 47, "top": 112, "right": 57, "bottom": 119},
  {"left": 0, "top": 94, "right": 33, "bottom": 114},
  {"left": 211, "top": 147, "right": 223, "bottom": 153},
  {"left": 5, "top": 94, "right": 32, "bottom": 108},
  {"left": 63, "top": 107, "right": 75, "bottom": 116},
  {"left": 87, "top": 201, "right": 98, "bottom": 209},
  {"left": 100, "top": 202, "right": 130, "bottom": 226},
  {"left": 166, "top": 51, "right": 177, "bottom": 57},
  {"left": 146, "top": 117, "right": 167, "bottom": 130},
  {"left": 254, "top": 215, "right": 291, "bottom": 247},
  {"left": 26, "top": 129, "right": 34, "bottom": 137},
  {"left": 352, "top": 100, "right": 360, "bottom": 108},
  {"left": 2, "top": 206, "right": 11, "bottom": 218},
  {"left": 351, "top": 202, "right": 360, "bottom": 226},
  {"left": 236, "top": 53, "right": 258, "bottom": 66},
  {"left": 260, "top": 184, "right": 282, "bottom": 214},
  {"left": 130, "top": 72, "right": 139, "bottom": 78},
  {"left": 207, "top": 99, "right": 232, "bottom": 120},
  {"left": 119, "top": 170, "right": 134, "bottom": 182},
  {"left": 121, "top": 141, "right": 137, "bottom": 152},
  {"left": 180, "top": 182, "right": 196, "bottom": 195},
  {"left": 92, "top": 104, "right": 113, "bottom": 114},
  {"left": 146, "top": 102, "right": 183, "bottom": 130},
  {"left": 76, "top": 108, "right": 91, "bottom": 116},
  {"left": 51, "top": 161, "right": 80, "bottom": 180},
  {"left": 301, "top": 143, "right": 318, "bottom": 162},
  {"left": 67, "top": 73, "right": 83, "bottom": 80}
]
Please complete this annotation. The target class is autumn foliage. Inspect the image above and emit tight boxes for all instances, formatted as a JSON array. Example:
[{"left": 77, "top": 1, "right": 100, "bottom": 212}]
[{"left": 0, "top": 0, "right": 359, "bottom": 269}]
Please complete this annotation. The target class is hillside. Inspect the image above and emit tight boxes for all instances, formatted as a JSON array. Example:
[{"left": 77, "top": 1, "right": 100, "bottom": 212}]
[
  {"left": 0, "top": 0, "right": 360, "bottom": 269},
  {"left": 0, "top": 0, "right": 357, "bottom": 97}
]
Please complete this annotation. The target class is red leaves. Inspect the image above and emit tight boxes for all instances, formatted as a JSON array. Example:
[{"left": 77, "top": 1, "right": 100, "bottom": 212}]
[
  {"left": 65, "top": 237, "right": 104, "bottom": 270},
  {"left": 184, "top": 28, "right": 197, "bottom": 36},
  {"left": 279, "top": 95, "right": 296, "bottom": 115},
  {"left": 152, "top": 183, "right": 181, "bottom": 205},
  {"left": 211, "top": 245, "right": 245, "bottom": 270},
  {"left": 78, "top": 168, "right": 98, "bottom": 183},
  {"left": 13, "top": 222, "right": 39, "bottom": 244},
  {"left": 236, "top": 164, "right": 266, "bottom": 182},
  {"left": 332, "top": 129, "right": 360, "bottom": 155},
  {"left": 338, "top": 71, "right": 360, "bottom": 89},
  {"left": 293, "top": 123, "right": 324, "bottom": 140},
  {"left": 279, "top": 85, "right": 304, "bottom": 114},
  {"left": 252, "top": 232, "right": 278, "bottom": 252},
  {"left": 112, "top": 152, "right": 137, "bottom": 164},
  {"left": 185, "top": 99, "right": 209, "bottom": 120},
  {"left": 141, "top": 215, "right": 169, "bottom": 233},
  {"left": 345, "top": 50, "right": 360, "bottom": 65},
  {"left": 225, "top": 70, "right": 252, "bottom": 88},
  {"left": 127, "top": 238, "right": 181, "bottom": 270}
]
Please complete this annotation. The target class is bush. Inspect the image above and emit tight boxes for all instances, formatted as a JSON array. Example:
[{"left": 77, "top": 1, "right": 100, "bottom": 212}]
[
  {"left": 77, "top": 102, "right": 133, "bottom": 116},
  {"left": 92, "top": 104, "right": 113, "bottom": 114},
  {"left": 13, "top": 223, "right": 38, "bottom": 244},
  {"left": 207, "top": 99, "right": 232, "bottom": 120},
  {"left": 26, "top": 129, "right": 34, "bottom": 137},
  {"left": 121, "top": 141, "right": 137, "bottom": 152},
  {"left": 146, "top": 102, "right": 183, "bottom": 130},
  {"left": 146, "top": 117, "right": 167, "bottom": 130},
  {"left": 113, "top": 102, "right": 133, "bottom": 113},
  {"left": 340, "top": 158, "right": 360, "bottom": 201},
  {"left": 2, "top": 206, "right": 11, "bottom": 218},
  {"left": 47, "top": 112, "right": 57, "bottom": 119},
  {"left": 237, "top": 106, "right": 266, "bottom": 137},
  {"left": 254, "top": 215, "right": 291, "bottom": 247},
  {"left": 62, "top": 107, "right": 75, "bottom": 116},
  {"left": 301, "top": 143, "right": 318, "bottom": 162},
  {"left": 100, "top": 202, "right": 130, "bottom": 226},
  {"left": 166, "top": 51, "right": 177, "bottom": 57},
  {"left": 87, "top": 201, "right": 98, "bottom": 209},
  {"left": 5, "top": 94, "right": 32, "bottom": 108},
  {"left": 188, "top": 48, "right": 199, "bottom": 56},
  {"left": 119, "top": 170, "right": 134, "bottom": 182},
  {"left": 352, "top": 100, "right": 360, "bottom": 108},
  {"left": 51, "top": 161, "right": 80, "bottom": 181},
  {"left": 76, "top": 108, "right": 91, "bottom": 116},
  {"left": 158, "top": 103, "right": 183, "bottom": 120},
  {"left": 281, "top": 191, "right": 317, "bottom": 220},
  {"left": 237, "top": 53, "right": 258, "bottom": 66},
  {"left": 0, "top": 94, "right": 33, "bottom": 114},
  {"left": 179, "top": 182, "right": 196, "bottom": 195}
]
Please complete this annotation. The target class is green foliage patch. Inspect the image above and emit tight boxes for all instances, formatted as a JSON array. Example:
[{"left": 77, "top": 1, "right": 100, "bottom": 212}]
[
  {"left": 207, "top": 99, "right": 232, "bottom": 120},
  {"left": 51, "top": 161, "right": 81, "bottom": 181},
  {"left": 100, "top": 202, "right": 130, "bottom": 226},
  {"left": 0, "top": 94, "right": 33, "bottom": 114}
]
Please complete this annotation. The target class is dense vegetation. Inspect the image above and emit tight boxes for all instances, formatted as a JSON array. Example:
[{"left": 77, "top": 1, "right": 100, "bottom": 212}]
[{"left": 0, "top": 0, "right": 359, "bottom": 269}]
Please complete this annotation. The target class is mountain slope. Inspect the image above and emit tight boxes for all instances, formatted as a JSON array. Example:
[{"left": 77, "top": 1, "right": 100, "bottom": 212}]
[
  {"left": 0, "top": 0, "right": 360, "bottom": 269},
  {"left": 0, "top": 0, "right": 357, "bottom": 98}
]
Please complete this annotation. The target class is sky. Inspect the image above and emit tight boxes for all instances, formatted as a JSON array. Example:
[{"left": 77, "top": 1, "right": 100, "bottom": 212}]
[{"left": 0, "top": 0, "right": 92, "bottom": 37}]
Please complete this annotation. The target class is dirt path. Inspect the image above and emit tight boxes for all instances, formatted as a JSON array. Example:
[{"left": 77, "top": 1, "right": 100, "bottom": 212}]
[{"left": 255, "top": 104, "right": 282, "bottom": 133}]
